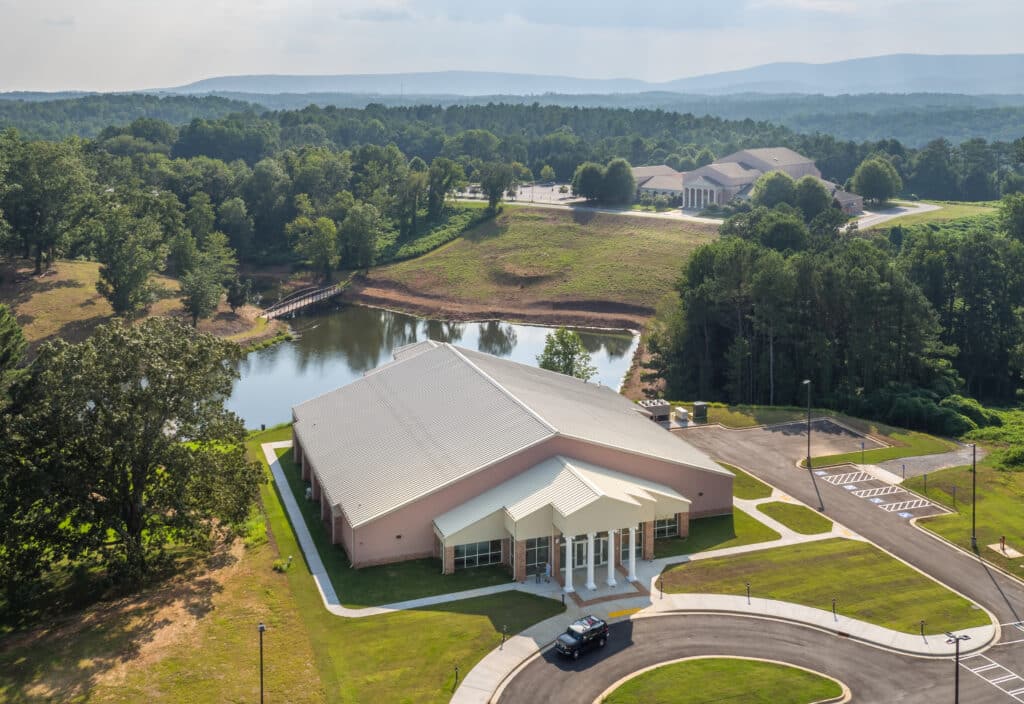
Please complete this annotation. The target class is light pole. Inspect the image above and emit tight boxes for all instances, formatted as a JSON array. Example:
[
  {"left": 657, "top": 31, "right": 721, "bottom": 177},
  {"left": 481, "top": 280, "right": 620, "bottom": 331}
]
[
  {"left": 803, "top": 380, "right": 824, "bottom": 511},
  {"left": 258, "top": 622, "right": 266, "bottom": 704},
  {"left": 970, "top": 443, "right": 978, "bottom": 551},
  {"left": 803, "top": 379, "right": 812, "bottom": 469},
  {"left": 946, "top": 632, "right": 971, "bottom": 704}
]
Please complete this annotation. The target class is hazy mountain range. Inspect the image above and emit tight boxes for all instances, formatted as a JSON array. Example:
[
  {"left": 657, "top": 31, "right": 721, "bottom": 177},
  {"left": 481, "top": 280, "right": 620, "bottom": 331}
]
[{"left": 165, "top": 54, "right": 1024, "bottom": 96}]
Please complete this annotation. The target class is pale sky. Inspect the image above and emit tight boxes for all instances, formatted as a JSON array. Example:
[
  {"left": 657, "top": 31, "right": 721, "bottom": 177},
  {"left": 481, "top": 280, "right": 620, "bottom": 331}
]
[{"left": 1, "top": 0, "right": 1021, "bottom": 91}]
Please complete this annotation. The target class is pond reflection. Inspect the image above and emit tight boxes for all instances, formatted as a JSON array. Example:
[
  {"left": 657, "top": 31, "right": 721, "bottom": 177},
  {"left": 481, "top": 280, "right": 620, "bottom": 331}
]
[{"left": 228, "top": 304, "right": 638, "bottom": 428}]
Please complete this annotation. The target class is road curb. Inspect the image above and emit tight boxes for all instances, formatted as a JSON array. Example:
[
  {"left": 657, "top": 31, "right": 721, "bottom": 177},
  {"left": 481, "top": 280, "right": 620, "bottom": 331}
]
[
  {"left": 590, "top": 654, "right": 850, "bottom": 704},
  {"left": 647, "top": 609, "right": 996, "bottom": 658}
]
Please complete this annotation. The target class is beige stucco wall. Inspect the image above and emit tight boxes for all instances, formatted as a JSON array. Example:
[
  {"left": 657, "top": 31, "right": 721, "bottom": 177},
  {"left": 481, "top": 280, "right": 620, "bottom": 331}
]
[{"left": 338, "top": 434, "right": 732, "bottom": 568}]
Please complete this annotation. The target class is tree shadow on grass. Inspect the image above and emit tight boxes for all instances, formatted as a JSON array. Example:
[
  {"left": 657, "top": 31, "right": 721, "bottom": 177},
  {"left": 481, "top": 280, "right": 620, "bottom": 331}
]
[{"left": 0, "top": 548, "right": 232, "bottom": 703}]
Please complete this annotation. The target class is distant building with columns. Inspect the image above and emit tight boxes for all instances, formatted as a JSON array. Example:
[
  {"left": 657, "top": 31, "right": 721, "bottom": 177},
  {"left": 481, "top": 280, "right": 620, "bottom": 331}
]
[
  {"left": 681, "top": 147, "right": 821, "bottom": 210},
  {"left": 632, "top": 147, "right": 862, "bottom": 215},
  {"left": 291, "top": 341, "right": 733, "bottom": 590}
]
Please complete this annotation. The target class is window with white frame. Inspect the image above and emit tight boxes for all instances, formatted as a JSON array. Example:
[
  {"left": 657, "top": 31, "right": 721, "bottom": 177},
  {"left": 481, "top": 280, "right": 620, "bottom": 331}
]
[
  {"left": 453, "top": 539, "right": 502, "bottom": 569},
  {"left": 654, "top": 516, "right": 679, "bottom": 539},
  {"left": 619, "top": 527, "right": 643, "bottom": 562}
]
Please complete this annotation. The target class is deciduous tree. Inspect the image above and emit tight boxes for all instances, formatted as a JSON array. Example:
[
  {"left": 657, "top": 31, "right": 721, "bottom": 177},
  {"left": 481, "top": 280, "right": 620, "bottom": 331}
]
[
  {"left": 1, "top": 318, "right": 261, "bottom": 588},
  {"left": 853, "top": 156, "right": 903, "bottom": 203},
  {"left": 537, "top": 327, "right": 597, "bottom": 381},
  {"left": 94, "top": 210, "right": 168, "bottom": 316}
]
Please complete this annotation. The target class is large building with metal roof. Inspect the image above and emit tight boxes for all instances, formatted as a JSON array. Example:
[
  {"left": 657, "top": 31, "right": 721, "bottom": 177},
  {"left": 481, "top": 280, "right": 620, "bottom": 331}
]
[{"left": 291, "top": 341, "right": 732, "bottom": 590}]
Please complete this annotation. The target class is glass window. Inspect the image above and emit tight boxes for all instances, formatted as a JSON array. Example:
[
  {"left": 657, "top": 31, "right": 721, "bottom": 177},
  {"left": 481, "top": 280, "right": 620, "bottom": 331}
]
[
  {"left": 654, "top": 516, "right": 679, "bottom": 539},
  {"left": 453, "top": 539, "right": 503, "bottom": 570},
  {"left": 524, "top": 537, "right": 550, "bottom": 575},
  {"left": 619, "top": 527, "right": 643, "bottom": 561}
]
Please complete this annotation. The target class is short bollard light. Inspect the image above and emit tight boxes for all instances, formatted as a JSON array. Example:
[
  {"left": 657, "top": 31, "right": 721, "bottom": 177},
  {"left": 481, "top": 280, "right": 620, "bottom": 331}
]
[
  {"left": 832, "top": 598, "right": 837, "bottom": 620},
  {"left": 501, "top": 625, "right": 507, "bottom": 648},
  {"left": 920, "top": 620, "right": 926, "bottom": 637},
  {"left": 286, "top": 555, "right": 293, "bottom": 570},
  {"left": 454, "top": 665, "right": 460, "bottom": 689},
  {"left": 746, "top": 581, "right": 751, "bottom": 605}
]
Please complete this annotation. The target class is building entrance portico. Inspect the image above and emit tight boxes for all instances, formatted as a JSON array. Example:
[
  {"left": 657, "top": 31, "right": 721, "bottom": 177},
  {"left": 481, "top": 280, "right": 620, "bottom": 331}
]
[{"left": 573, "top": 535, "right": 608, "bottom": 568}]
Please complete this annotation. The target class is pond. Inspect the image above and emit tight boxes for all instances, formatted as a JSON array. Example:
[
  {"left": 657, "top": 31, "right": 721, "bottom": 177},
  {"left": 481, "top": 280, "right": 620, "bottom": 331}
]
[{"left": 227, "top": 304, "right": 639, "bottom": 428}]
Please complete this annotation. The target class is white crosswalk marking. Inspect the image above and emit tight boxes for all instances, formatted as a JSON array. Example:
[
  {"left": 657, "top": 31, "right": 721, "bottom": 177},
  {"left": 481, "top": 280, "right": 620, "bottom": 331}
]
[
  {"left": 824, "top": 472, "right": 872, "bottom": 485},
  {"left": 880, "top": 498, "right": 932, "bottom": 512},
  {"left": 852, "top": 486, "right": 905, "bottom": 498},
  {"left": 961, "top": 654, "right": 1024, "bottom": 701}
]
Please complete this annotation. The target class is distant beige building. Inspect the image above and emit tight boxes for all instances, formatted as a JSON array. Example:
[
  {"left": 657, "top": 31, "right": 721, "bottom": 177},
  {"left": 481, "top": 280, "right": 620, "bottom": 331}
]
[
  {"left": 632, "top": 148, "right": 862, "bottom": 215},
  {"left": 681, "top": 147, "right": 822, "bottom": 209},
  {"left": 291, "top": 341, "right": 732, "bottom": 589}
]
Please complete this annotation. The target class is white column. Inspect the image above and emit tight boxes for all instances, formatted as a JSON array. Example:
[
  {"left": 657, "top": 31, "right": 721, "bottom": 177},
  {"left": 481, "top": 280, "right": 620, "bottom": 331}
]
[
  {"left": 628, "top": 526, "right": 637, "bottom": 582},
  {"left": 606, "top": 530, "right": 617, "bottom": 587},
  {"left": 564, "top": 536, "right": 574, "bottom": 593},
  {"left": 585, "top": 532, "right": 597, "bottom": 590}
]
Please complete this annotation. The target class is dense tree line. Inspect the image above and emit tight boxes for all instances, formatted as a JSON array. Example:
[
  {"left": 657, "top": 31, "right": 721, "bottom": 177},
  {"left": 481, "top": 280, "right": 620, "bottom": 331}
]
[
  {"left": 652, "top": 196, "right": 1024, "bottom": 434},
  {"left": 0, "top": 121, "right": 485, "bottom": 323},
  {"left": 3, "top": 98, "right": 1023, "bottom": 202},
  {"left": 0, "top": 94, "right": 255, "bottom": 140}
]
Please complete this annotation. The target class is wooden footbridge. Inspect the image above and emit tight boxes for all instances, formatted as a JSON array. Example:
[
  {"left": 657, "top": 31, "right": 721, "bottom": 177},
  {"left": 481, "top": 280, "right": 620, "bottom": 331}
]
[{"left": 260, "top": 283, "right": 345, "bottom": 320}]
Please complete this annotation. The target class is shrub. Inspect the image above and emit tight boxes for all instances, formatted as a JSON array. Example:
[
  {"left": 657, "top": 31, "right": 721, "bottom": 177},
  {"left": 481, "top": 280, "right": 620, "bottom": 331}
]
[{"left": 939, "top": 395, "right": 1002, "bottom": 428}]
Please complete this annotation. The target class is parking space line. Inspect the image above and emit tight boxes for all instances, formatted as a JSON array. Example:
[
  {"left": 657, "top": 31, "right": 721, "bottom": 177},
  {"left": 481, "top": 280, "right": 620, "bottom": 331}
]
[
  {"left": 824, "top": 472, "right": 872, "bottom": 485},
  {"left": 852, "top": 485, "right": 905, "bottom": 498},
  {"left": 972, "top": 663, "right": 1001, "bottom": 673},
  {"left": 880, "top": 499, "right": 931, "bottom": 512},
  {"left": 991, "top": 674, "right": 1021, "bottom": 685}
]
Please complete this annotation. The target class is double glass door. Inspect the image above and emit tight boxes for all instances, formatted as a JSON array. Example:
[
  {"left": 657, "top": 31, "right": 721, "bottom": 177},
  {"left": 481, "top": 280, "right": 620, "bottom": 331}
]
[{"left": 572, "top": 536, "right": 608, "bottom": 568}]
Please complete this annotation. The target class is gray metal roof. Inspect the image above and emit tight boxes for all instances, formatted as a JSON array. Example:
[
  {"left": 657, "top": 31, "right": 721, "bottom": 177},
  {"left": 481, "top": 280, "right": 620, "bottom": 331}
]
[
  {"left": 293, "top": 343, "right": 727, "bottom": 527},
  {"left": 432, "top": 455, "right": 690, "bottom": 539},
  {"left": 638, "top": 174, "right": 684, "bottom": 192}
]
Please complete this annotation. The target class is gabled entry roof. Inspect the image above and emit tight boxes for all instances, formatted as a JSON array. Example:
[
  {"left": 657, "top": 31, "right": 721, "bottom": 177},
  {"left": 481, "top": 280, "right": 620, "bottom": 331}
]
[
  {"left": 432, "top": 455, "right": 690, "bottom": 543},
  {"left": 292, "top": 342, "right": 727, "bottom": 528}
]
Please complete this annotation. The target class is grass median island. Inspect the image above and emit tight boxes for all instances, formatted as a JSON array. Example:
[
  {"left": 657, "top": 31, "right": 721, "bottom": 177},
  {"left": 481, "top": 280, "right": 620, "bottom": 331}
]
[
  {"left": 602, "top": 657, "right": 843, "bottom": 704},
  {"left": 273, "top": 446, "right": 513, "bottom": 607},
  {"left": 720, "top": 461, "right": 773, "bottom": 500},
  {"left": 248, "top": 427, "right": 566, "bottom": 703},
  {"left": 654, "top": 509, "right": 781, "bottom": 559},
  {"left": 806, "top": 427, "right": 954, "bottom": 468},
  {"left": 906, "top": 460, "right": 1024, "bottom": 582},
  {"left": 660, "top": 538, "right": 989, "bottom": 634},
  {"left": 757, "top": 502, "right": 833, "bottom": 535}
]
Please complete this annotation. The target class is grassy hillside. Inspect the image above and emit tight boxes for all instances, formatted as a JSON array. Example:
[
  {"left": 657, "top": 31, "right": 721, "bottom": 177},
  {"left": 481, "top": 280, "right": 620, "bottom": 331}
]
[{"left": 356, "top": 206, "right": 718, "bottom": 325}]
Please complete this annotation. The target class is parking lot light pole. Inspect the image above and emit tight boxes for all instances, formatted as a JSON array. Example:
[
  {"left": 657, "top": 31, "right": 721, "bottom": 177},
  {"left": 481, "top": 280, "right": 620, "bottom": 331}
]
[
  {"left": 946, "top": 632, "right": 971, "bottom": 704},
  {"left": 971, "top": 444, "right": 978, "bottom": 551},
  {"left": 258, "top": 622, "right": 266, "bottom": 704},
  {"left": 803, "top": 380, "right": 824, "bottom": 511}
]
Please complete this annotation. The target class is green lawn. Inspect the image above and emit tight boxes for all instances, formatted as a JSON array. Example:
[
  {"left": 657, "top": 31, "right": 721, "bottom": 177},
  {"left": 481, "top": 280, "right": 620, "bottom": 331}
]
[
  {"left": 671, "top": 401, "right": 809, "bottom": 429},
  {"left": 654, "top": 509, "right": 781, "bottom": 559},
  {"left": 864, "top": 201, "right": 998, "bottom": 230},
  {"left": 805, "top": 428, "right": 954, "bottom": 468},
  {"left": 366, "top": 206, "right": 717, "bottom": 310},
  {"left": 273, "top": 446, "right": 514, "bottom": 607},
  {"left": 250, "top": 428, "right": 566, "bottom": 703},
  {"left": 660, "top": 538, "right": 989, "bottom": 634},
  {"left": 720, "top": 462, "right": 773, "bottom": 500},
  {"left": 905, "top": 461, "right": 1024, "bottom": 582},
  {"left": 757, "top": 502, "right": 833, "bottom": 535},
  {"left": 602, "top": 657, "right": 843, "bottom": 704}
]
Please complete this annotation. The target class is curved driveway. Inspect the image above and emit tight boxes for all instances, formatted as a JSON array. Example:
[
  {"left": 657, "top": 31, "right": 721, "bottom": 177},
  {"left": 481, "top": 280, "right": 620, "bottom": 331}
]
[{"left": 500, "top": 614, "right": 1003, "bottom": 703}]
